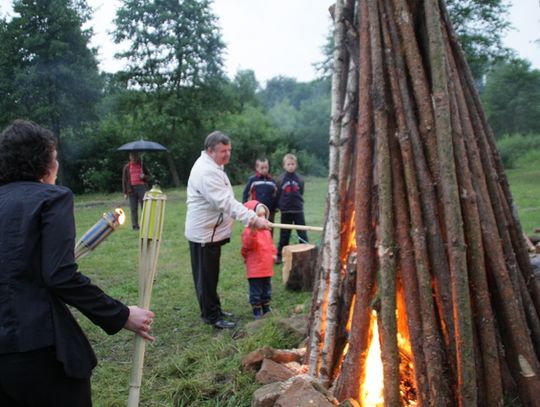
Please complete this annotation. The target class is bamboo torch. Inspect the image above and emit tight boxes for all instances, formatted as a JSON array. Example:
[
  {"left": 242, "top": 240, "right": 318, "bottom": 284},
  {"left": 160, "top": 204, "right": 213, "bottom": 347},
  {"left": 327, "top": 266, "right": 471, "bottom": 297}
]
[
  {"left": 127, "top": 184, "right": 166, "bottom": 407},
  {"left": 74, "top": 208, "right": 125, "bottom": 260}
]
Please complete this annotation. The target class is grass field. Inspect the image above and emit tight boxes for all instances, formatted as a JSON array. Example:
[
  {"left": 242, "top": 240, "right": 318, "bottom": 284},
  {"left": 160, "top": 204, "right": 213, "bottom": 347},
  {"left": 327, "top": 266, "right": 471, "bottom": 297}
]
[{"left": 73, "top": 166, "right": 540, "bottom": 406}]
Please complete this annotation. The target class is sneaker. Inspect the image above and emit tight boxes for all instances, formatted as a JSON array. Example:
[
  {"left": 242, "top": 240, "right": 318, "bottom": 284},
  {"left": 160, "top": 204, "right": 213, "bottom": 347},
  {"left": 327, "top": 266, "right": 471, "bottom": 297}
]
[
  {"left": 213, "top": 319, "right": 236, "bottom": 329},
  {"left": 220, "top": 310, "right": 234, "bottom": 319},
  {"left": 252, "top": 305, "right": 263, "bottom": 319},
  {"left": 274, "top": 256, "right": 282, "bottom": 265},
  {"left": 262, "top": 304, "right": 272, "bottom": 314}
]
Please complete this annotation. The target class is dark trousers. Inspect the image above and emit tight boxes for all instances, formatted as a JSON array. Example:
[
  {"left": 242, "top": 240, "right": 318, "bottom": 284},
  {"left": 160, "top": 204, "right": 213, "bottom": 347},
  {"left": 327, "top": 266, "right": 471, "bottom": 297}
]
[
  {"left": 129, "top": 184, "right": 147, "bottom": 228},
  {"left": 248, "top": 277, "right": 272, "bottom": 306},
  {"left": 0, "top": 346, "right": 91, "bottom": 407},
  {"left": 188, "top": 240, "right": 227, "bottom": 323},
  {"left": 277, "top": 212, "right": 308, "bottom": 257}
]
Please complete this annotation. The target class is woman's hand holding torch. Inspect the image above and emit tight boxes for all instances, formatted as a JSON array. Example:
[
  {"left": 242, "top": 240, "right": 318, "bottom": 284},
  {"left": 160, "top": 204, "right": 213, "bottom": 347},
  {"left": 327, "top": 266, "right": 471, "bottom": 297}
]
[{"left": 125, "top": 306, "right": 155, "bottom": 342}]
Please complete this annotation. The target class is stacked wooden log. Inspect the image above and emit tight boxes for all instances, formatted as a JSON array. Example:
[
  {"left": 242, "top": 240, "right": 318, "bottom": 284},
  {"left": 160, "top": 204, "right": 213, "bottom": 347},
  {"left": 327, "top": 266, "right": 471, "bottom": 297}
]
[{"left": 306, "top": 0, "right": 540, "bottom": 406}]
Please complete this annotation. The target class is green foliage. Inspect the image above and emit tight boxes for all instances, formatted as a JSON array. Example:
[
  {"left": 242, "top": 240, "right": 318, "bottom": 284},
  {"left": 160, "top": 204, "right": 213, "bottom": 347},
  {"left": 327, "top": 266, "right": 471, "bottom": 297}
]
[
  {"left": 507, "top": 166, "right": 540, "bottom": 235},
  {"left": 444, "top": 0, "right": 511, "bottom": 79},
  {"left": 0, "top": 0, "right": 102, "bottom": 131},
  {"left": 496, "top": 134, "right": 540, "bottom": 169},
  {"left": 482, "top": 59, "right": 540, "bottom": 138},
  {"left": 262, "top": 76, "right": 331, "bottom": 174},
  {"left": 113, "top": 0, "right": 224, "bottom": 90},
  {"left": 213, "top": 104, "right": 282, "bottom": 183}
]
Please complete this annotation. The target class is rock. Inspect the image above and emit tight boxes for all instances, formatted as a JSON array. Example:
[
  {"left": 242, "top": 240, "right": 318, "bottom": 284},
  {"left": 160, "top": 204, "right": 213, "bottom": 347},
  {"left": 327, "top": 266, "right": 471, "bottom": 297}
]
[
  {"left": 251, "top": 381, "right": 290, "bottom": 407},
  {"left": 293, "top": 304, "right": 305, "bottom": 314},
  {"left": 531, "top": 255, "right": 540, "bottom": 280},
  {"left": 242, "top": 347, "right": 307, "bottom": 372},
  {"left": 242, "top": 346, "right": 276, "bottom": 372},
  {"left": 256, "top": 359, "right": 297, "bottom": 384},
  {"left": 277, "top": 314, "right": 308, "bottom": 341},
  {"left": 274, "top": 376, "right": 335, "bottom": 407}
]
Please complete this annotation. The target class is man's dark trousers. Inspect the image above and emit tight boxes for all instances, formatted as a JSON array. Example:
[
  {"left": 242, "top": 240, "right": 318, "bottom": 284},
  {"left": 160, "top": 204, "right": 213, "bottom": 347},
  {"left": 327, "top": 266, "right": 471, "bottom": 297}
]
[{"left": 188, "top": 240, "right": 225, "bottom": 324}]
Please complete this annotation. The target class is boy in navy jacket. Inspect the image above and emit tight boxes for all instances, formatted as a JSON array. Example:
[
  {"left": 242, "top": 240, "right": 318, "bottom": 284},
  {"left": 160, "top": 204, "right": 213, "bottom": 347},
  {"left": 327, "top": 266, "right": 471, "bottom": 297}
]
[
  {"left": 275, "top": 153, "right": 308, "bottom": 263},
  {"left": 242, "top": 158, "right": 278, "bottom": 224}
]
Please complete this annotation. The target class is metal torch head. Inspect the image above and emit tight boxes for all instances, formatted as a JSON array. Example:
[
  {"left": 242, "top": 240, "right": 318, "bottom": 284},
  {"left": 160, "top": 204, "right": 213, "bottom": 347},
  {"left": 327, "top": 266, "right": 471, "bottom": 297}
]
[{"left": 74, "top": 208, "right": 125, "bottom": 260}]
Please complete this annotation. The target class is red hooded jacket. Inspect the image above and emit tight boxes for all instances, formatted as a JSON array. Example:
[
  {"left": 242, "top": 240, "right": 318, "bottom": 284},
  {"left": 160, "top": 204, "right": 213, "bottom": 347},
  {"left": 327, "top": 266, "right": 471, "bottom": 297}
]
[{"left": 241, "top": 200, "right": 277, "bottom": 279}]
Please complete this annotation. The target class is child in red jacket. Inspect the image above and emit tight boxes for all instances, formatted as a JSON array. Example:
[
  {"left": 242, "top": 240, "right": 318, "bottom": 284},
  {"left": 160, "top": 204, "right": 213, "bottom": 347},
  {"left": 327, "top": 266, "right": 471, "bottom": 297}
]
[{"left": 241, "top": 200, "right": 277, "bottom": 318}]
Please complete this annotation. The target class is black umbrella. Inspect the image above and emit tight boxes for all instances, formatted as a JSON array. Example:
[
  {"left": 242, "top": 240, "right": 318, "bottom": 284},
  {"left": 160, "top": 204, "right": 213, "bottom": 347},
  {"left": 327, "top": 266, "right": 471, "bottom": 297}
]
[{"left": 117, "top": 139, "right": 168, "bottom": 152}]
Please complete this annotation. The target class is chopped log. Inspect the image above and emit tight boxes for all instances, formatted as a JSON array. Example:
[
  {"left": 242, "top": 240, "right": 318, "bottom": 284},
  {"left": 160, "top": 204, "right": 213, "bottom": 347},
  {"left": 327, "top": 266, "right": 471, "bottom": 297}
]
[{"left": 282, "top": 244, "right": 318, "bottom": 291}]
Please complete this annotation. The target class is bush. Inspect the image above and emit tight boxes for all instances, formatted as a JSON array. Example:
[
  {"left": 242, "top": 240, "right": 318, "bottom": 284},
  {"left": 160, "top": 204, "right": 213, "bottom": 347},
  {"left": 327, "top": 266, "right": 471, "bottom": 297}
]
[
  {"left": 496, "top": 134, "right": 540, "bottom": 169},
  {"left": 515, "top": 149, "right": 540, "bottom": 169}
]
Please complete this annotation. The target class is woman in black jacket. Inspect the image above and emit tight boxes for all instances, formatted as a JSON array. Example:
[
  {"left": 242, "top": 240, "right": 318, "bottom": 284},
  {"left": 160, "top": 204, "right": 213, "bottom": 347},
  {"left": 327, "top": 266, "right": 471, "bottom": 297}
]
[{"left": 0, "top": 120, "right": 155, "bottom": 406}]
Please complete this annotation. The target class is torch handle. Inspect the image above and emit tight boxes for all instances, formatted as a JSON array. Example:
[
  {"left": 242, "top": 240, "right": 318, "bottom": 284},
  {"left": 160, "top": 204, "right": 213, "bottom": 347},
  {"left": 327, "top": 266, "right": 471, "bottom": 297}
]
[{"left": 269, "top": 222, "right": 323, "bottom": 232}]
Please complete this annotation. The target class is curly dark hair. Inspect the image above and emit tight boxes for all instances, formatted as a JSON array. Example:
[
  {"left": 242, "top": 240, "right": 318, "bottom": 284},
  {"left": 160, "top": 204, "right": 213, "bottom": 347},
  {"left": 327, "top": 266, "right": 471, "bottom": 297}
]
[{"left": 0, "top": 120, "right": 57, "bottom": 185}]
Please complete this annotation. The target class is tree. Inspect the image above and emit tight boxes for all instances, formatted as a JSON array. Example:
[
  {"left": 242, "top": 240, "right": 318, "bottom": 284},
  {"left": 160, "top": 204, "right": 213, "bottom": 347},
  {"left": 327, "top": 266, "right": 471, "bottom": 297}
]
[
  {"left": 111, "top": 0, "right": 228, "bottom": 186},
  {"left": 482, "top": 58, "right": 540, "bottom": 137},
  {"left": 113, "top": 0, "right": 225, "bottom": 91},
  {"left": 0, "top": 0, "right": 102, "bottom": 184},
  {"left": 445, "top": 0, "right": 511, "bottom": 79},
  {"left": 1, "top": 0, "right": 101, "bottom": 129}
]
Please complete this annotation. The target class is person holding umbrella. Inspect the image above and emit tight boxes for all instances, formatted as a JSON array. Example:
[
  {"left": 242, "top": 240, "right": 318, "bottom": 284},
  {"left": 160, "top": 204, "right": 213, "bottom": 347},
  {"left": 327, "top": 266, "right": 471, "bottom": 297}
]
[
  {"left": 0, "top": 120, "right": 155, "bottom": 406},
  {"left": 122, "top": 152, "right": 151, "bottom": 230}
]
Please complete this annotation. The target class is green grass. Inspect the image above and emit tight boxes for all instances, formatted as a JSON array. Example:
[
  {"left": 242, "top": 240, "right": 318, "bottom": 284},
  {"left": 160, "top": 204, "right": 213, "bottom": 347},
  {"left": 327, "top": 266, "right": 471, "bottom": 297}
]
[
  {"left": 507, "top": 167, "right": 540, "bottom": 234},
  {"left": 74, "top": 177, "right": 327, "bottom": 406}
]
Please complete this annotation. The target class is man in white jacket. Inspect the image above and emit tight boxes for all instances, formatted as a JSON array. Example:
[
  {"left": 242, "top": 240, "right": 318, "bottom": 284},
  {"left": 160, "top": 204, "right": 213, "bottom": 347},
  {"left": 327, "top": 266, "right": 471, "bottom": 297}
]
[{"left": 185, "top": 131, "right": 269, "bottom": 329}]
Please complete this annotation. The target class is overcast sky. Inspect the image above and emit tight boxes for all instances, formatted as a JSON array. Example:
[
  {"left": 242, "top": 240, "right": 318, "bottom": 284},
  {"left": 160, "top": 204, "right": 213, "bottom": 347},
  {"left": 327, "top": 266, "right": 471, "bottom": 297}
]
[{"left": 0, "top": 0, "right": 539, "bottom": 84}]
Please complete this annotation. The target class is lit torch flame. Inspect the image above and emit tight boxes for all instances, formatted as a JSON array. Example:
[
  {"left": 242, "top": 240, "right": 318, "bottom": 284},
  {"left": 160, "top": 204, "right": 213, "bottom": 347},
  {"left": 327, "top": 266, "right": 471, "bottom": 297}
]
[{"left": 74, "top": 208, "right": 125, "bottom": 260}]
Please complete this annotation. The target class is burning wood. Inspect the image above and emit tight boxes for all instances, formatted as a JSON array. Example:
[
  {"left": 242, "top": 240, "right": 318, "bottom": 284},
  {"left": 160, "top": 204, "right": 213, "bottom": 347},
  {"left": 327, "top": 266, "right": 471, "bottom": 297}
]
[{"left": 305, "top": 0, "right": 540, "bottom": 406}]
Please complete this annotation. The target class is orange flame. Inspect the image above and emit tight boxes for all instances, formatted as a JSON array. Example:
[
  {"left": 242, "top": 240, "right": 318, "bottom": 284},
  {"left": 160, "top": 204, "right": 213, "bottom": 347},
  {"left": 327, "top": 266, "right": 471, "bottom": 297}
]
[
  {"left": 114, "top": 208, "right": 126, "bottom": 225},
  {"left": 361, "top": 311, "right": 384, "bottom": 406},
  {"left": 358, "top": 310, "right": 418, "bottom": 407}
]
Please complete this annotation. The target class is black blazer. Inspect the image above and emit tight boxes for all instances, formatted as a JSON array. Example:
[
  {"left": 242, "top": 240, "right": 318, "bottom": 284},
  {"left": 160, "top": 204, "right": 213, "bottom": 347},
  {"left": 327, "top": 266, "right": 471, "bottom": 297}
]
[{"left": 0, "top": 182, "right": 129, "bottom": 379}]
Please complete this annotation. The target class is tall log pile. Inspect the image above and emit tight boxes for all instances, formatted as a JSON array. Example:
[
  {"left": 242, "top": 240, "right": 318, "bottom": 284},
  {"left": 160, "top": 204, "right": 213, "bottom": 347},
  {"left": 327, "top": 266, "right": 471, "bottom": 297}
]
[{"left": 306, "top": 0, "right": 540, "bottom": 406}]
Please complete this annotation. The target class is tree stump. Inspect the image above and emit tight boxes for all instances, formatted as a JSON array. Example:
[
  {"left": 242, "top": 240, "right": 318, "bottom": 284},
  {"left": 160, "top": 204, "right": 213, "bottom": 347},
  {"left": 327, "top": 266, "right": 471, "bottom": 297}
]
[{"left": 282, "top": 244, "right": 317, "bottom": 291}]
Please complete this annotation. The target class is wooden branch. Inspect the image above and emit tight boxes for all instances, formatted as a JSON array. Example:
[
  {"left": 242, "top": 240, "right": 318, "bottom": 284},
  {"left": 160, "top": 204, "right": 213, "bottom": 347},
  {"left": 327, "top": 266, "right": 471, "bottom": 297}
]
[
  {"left": 383, "top": 1, "right": 452, "bottom": 403},
  {"left": 392, "top": 0, "right": 458, "bottom": 368},
  {"left": 333, "top": 0, "right": 376, "bottom": 400},
  {"left": 368, "top": 0, "right": 400, "bottom": 404},
  {"left": 424, "top": 1, "right": 477, "bottom": 404},
  {"left": 269, "top": 222, "right": 323, "bottom": 232},
  {"left": 318, "top": 0, "right": 357, "bottom": 381},
  {"left": 307, "top": 0, "right": 352, "bottom": 379},
  {"left": 443, "top": 30, "right": 504, "bottom": 404}
]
